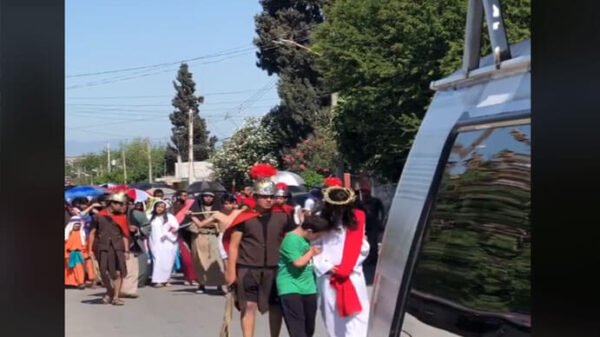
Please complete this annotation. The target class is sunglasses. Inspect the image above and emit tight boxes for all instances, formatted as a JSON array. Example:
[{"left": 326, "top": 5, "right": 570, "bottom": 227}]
[
  {"left": 111, "top": 201, "right": 124, "bottom": 206},
  {"left": 256, "top": 195, "right": 274, "bottom": 199}
]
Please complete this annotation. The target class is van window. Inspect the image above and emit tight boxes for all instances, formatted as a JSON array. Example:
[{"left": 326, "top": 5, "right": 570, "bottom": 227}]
[{"left": 399, "top": 124, "right": 531, "bottom": 337}]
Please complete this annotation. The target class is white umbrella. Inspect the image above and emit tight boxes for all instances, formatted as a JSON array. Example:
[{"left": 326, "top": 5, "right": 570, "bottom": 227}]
[{"left": 271, "top": 170, "right": 305, "bottom": 187}]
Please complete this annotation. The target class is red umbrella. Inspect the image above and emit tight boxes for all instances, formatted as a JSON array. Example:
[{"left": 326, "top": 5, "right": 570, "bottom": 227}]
[
  {"left": 106, "top": 184, "right": 130, "bottom": 193},
  {"left": 127, "top": 188, "right": 150, "bottom": 203}
]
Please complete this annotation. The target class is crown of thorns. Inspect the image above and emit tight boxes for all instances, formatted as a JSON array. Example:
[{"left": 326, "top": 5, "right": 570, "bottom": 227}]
[{"left": 323, "top": 186, "right": 356, "bottom": 206}]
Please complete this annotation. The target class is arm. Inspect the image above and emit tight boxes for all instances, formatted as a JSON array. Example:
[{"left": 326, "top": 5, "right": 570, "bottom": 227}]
[
  {"left": 226, "top": 231, "right": 243, "bottom": 285},
  {"left": 310, "top": 237, "right": 336, "bottom": 277},
  {"left": 292, "top": 247, "right": 318, "bottom": 268},
  {"left": 123, "top": 236, "right": 130, "bottom": 254},
  {"left": 190, "top": 215, "right": 217, "bottom": 229},
  {"left": 88, "top": 229, "right": 96, "bottom": 256}
]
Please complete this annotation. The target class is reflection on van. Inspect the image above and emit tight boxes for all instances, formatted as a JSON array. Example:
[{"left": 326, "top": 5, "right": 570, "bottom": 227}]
[{"left": 368, "top": 37, "right": 530, "bottom": 337}]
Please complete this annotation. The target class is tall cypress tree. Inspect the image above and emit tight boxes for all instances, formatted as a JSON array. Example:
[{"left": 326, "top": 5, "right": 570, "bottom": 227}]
[{"left": 165, "top": 63, "right": 216, "bottom": 173}]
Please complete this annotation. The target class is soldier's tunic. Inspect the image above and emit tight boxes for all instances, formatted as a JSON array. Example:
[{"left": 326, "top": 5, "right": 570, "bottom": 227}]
[
  {"left": 91, "top": 213, "right": 128, "bottom": 284},
  {"left": 233, "top": 211, "right": 294, "bottom": 313}
]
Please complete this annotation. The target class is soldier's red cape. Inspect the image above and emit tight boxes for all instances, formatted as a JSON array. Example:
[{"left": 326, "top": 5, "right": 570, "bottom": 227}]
[
  {"left": 329, "top": 209, "right": 366, "bottom": 317},
  {"left": 175, "top": 199, "right": 196, "bottom": 224},
  {"left": 97, "top": 209, "right": 130, "bottom": 238},
  {"left": 272, "top": 204, "right": 294, "bottom": 214},
  {"left": 236, "top": 195, "right": 256, "bottom": 209},
  {"left": 221, "top": 209, "right": 261, "bottom": 253}
]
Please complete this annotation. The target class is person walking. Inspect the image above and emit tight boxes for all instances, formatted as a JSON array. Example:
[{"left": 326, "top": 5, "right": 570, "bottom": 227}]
[
  {"left": 88, "top": 193, "right": 130, "bottom": 306},
  {"left": 148, "top": 200, "right": 179, "bottom": 287},
  {"left": 312, "top": 186, "right": 370, "bottom": 337}
]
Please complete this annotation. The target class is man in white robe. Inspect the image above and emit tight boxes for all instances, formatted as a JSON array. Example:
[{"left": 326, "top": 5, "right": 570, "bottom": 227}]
[{"left": 313, "top": 231, "right": 370, "bottom": 337}]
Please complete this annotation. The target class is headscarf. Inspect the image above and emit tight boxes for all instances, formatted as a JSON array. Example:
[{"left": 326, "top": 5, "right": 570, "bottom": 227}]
[{"left": 64, "top": 216, "right": 86, "bottom": 245}]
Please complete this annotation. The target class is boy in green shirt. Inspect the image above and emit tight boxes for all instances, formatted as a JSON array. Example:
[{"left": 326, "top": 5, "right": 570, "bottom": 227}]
[{"left": 277, "top": 215, "right": 331, "bottom": 337}]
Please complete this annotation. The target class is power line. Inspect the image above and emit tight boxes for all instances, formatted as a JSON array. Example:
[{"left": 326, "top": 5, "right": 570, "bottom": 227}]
[
  {"left": 66, "top": 89, "right": 265, "bottom": 99},
  {"left": 66, "top": 97, "right": 279, "bottom": 107},
  {"left": 66, "top": 45, "right": 255, "bottom": 78},
  {"left": 66, "top": 51, "right": 251, "bottom": 90},
  {"left": 65, "top": 35, "right": 312, "bottom": 90}
]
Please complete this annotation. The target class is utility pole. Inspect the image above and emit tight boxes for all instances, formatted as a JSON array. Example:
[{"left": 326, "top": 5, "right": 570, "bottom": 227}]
[
  {"left": 107, "top": 143, "right": 111, "bottom": 173},
  {"left": 122, "top": 148, "right": 127, "bottom": 184},
  {"left": 188, "top": 108, "right": 195, "bottom": 184},
  {"left": 147, "top": 139, "right": 153, "bottom": 183}
]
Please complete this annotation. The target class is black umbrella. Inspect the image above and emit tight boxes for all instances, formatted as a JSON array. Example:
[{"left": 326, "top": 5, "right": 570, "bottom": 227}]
[
  {"left": 131, "top": 182, "right": 171, "bottom": 190},
  {"left": 188, "top": 181, "right": 227, "bottom": 194}
]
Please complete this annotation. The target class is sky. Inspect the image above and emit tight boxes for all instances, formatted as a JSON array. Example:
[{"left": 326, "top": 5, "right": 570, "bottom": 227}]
[{"left": 65, "top": 0, "right": 279, "bottom": 156}]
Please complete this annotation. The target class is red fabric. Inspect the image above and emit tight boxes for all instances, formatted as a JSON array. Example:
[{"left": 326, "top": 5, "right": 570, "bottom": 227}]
[
  {"left": 98, "top": 209, "right": 130, "bottom": 238},
  {"left": 236, "top": 196, "right": 256, "bottom": 210},
  {"left": 221, "top": 210, "right": 260, "bottom": 253},
  {"left": 272, "top": 204, "right": 294, "bottom": 214},
  {"left": 178, "top": 239, "right": 196, "bottom": 282},
  {"left": 329, "top": 209, "right": 365, "bottom": 317},
  {"left": 175, "top": 199, "right": 195, "bottom": 224},
  {"left": 249, "top": 163, "right": 277, "bottom": 179},
  {"left": 275, "top": 182, "right": 288, "bottom": 189},
  {"left": 323, "top": 176, "right": 343, "bottom": 187}
]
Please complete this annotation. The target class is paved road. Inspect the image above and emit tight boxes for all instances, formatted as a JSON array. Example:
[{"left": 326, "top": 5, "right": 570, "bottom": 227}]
[
  {"left": 66, "top": 283, "right": 321, "bottom": 337},
  {"left": 66, "top": 267, "right": 376, "bottom": 337}
]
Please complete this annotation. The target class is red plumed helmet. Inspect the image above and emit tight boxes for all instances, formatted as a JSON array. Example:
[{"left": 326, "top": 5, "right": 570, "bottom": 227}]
[
  {"left": 323, "top": 176, "right": 343, "bottom": 187},
  {"left": 275, "top": 182, "right": 288, "bottom": 189},
  {"left": 249, "top": 163, "right": 278, "bottom": 179}
]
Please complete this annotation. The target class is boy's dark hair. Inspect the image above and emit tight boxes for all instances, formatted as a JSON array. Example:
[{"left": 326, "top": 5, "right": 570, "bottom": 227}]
[
  {"left": 301, "top": 215, "right": 330, "bottom": 233},
  {"left": 71, "top": 197, "right": 89, "bottom": 207}
]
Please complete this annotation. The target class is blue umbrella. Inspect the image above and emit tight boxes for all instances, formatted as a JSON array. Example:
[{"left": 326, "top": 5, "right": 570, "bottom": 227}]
[{"left": 65, "top": 186, "right": 106, "bottom": 203}]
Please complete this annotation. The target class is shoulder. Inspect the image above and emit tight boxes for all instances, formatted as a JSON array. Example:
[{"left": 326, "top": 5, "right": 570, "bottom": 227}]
[{"left": 282, "top": 232, "right": 301, "bottom": 246}]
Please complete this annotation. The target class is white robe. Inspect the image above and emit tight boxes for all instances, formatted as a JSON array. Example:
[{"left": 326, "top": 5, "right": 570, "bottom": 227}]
[
  {"left": 312, "top": 227, "right": 370, "bottom": 337},
  {"left": 149, "top": 213, "right": 179, "bottom": 283}
]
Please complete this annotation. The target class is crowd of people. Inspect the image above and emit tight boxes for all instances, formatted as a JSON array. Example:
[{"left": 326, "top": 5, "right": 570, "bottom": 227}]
[{"left": 64, "top": 163, "right": 386, "bottom": 337}]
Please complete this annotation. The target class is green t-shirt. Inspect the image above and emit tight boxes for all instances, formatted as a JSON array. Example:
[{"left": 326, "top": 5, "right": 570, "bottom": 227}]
[{"left": 276, "top": 232, "right": 317, "bottom": 296}]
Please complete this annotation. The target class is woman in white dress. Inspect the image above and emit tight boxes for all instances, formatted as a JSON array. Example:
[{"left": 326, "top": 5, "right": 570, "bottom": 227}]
[
  {"left": 312, "top": 186, "right": 370, "bottom": 337},
  {"left": 148, "top": 200, "right": 179, "bottom": 287}
]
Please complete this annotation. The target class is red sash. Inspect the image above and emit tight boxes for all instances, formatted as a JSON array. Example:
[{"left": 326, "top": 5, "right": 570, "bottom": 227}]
[
  {"left": 272, "top": 204, "right": 294, "bottom": 215},
  {"left": 98, "top": 209, "right": 130, "bottom": 238},
  {"left": 329, "top": 209, "right": 365, "bottom": 317},
  {"left": 175, "top": 199, "right": 196, "bottom": 224},
  {"left": 221, "top": 209, "right": 260, "bottom": 253}
]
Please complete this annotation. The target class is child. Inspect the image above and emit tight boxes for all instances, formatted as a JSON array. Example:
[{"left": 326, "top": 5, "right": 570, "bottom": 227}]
[
  {"left": 64, "top": 216, "right": 89, "bottom": 289},
  {"left": 277, "top": 215, "right": 330, "bottom": 337}
]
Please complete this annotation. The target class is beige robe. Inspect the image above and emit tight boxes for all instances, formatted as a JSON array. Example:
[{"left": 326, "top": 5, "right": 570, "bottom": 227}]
[{"left": 190, "top": 207, "right": 225, "bottom": 287}]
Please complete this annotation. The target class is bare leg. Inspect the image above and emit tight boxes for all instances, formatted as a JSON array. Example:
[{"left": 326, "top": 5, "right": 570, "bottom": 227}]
[
  {"left": 113, "top": 271, "right": 123, "bottom": 301},
  {"left": 269, "top": 304, "right": 282, "bottom": 337},
  {"left": 101, "top": 270, "right": 114, "bottom": 300},
  {"left": 241, "top": 301, "right": 258, "bottom": 337}
]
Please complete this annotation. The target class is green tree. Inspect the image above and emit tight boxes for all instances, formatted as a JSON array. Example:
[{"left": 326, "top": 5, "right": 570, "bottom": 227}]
[
  {"left": 165, "top": 63, "right": 216, "bottom": 173},
  {"left": 254, "top": 0, "right": 329, "bottom": 151},
  {"left": 69, "top": 139, "right": 167, "bottom": 185},
  {"left": 313, "top": 0, "right": 530, "bottom": 181},
  {"left": 211, "top": 117, "right": 278, "bottom": 188}
]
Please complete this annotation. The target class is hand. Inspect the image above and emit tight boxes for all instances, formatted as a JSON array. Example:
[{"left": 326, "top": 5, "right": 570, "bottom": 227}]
[
  {"left": 129, "top": 225, "right": 138, "bottom": 233},
  {"left": 161, "top": 235, "right": 167, "bottom": 242},
  {"left": 124, "top": 251, "right": 131, "bottom": 259},
  {"left": 186, "top": 211, "right": 193, "bottom": 215},
  {"left": 91, "top": 203, "right": 102, "bottom": 209},
  {"left": 225, "top": 271, "right": 236, "bottom": 286},
  {"left": 330, "top": 266, "right": 338, "bottom": 274},
  {"left": 168, "top": 227, "right": 177, "bottom": 233},
  {"left": 310, "top": 246, "right": 322, "bottom": 256}
]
